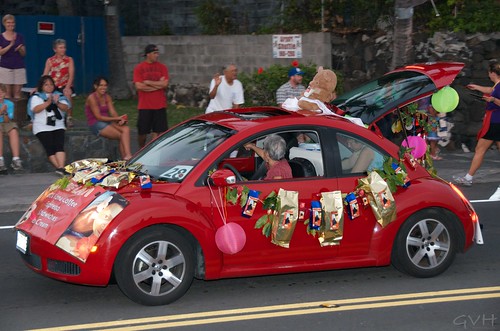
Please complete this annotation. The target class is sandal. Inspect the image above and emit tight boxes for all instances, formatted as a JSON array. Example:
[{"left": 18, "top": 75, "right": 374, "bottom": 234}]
[{"left": 431, "top": 155, "right": 443, "bottom": 160}]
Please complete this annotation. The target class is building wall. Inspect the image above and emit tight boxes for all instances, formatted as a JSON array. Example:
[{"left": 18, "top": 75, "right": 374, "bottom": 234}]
[{"left": 122, "top": 32, "right": 332, "bottom": 86}]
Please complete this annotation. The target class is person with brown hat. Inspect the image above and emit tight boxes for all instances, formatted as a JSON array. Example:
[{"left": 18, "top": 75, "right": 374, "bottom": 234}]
[{"left": 133, "top": 44, "right": 169, "bottom": 148}]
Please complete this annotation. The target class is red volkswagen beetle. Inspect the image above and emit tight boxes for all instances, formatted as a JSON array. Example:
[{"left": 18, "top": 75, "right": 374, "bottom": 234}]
[{"left": 15, "top": 62, "right": 482, "bottom": 306}]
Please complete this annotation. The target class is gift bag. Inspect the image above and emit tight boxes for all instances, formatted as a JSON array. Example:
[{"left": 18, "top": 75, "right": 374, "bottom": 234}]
[
  {"left": 271, "top": 189, "right": 299, "bottom": 248},
  {"left": 358, "top": 172, "right": 397, "bottom": 227},
  {"left": 318, "top": 191, "right": 344, "bottom": 246}
]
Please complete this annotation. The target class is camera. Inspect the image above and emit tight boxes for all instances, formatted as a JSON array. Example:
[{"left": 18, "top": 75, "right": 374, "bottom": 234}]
[{"left": 46, "top": 115, "right": 56, "bottom": 126}]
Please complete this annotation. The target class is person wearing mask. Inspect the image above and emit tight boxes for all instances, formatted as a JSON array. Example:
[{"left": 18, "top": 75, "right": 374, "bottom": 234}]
[
  {"left": 276, "top": 67, "right": 305, "bottom": 107},
  {"left": 30, "top": 75, "right": 70, "bottom": 175},
  {"left": 133, "top": 44, "right": 169, "bottom": 148},
  {"left": 454, "top": 62, "right": 500, "bottom": 186},
  {"left": 206, "top": 64, "right": 244, "bottom": 113},
  {"left": 0, "top": 14, "right": 26, "bottom": 99}
]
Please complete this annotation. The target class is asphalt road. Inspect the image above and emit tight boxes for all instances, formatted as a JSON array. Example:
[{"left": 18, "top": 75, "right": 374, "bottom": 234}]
[{"left": 1, "top": 183, "right": 499, "bottom": 331}]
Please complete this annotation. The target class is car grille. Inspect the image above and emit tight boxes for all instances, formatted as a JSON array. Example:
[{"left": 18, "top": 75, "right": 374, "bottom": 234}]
[
  {"left": 19, "top": 252, "right": 42, "bottom": 270},
  {"left": 47, "top": 259, "right": 81, "bottom": 275}
]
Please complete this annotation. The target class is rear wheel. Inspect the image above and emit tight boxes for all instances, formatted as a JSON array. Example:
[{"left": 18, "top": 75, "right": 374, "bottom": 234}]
[
  {"left": 114, "top": 227, "right": 194, "bottom": 305},
  {"left": 392, "top": 209, "right": 457, "bottom": 278}
]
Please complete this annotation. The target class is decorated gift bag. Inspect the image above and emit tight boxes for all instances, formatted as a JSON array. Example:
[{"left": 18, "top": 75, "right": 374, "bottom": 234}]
[
  {"left": 358, "top": 171, "right": 397, "bottom": 227},
  {"left": 271, "top": 188, "right": 299, "bottom": 248},
  {"left": 318, "top": 191, "right": 344, "bottom": 246}
]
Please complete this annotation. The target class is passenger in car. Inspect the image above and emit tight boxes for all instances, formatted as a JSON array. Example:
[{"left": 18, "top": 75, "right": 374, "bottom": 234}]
[
  {"left": 342, "top": 138, "right": 383, "bottom": 173},
  {"left": 244, "top": 135, "right": 292, "bottom": 180}
]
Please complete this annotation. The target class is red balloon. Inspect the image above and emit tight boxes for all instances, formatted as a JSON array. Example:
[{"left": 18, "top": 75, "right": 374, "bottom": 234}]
[
  {"left": 401, "top": 136, "right": 427, "bottom": 159},
  {"left": 215, "top": 222, "right": 246, "bottom": 254}
]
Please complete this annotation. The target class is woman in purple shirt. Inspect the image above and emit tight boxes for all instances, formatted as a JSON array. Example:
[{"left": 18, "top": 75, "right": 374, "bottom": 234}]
[
  {"left": 0, "top": 14, "right": 26, "bottom": 99},
  {"left": 454, "top": 62, "right": 500, "bottom": 186}
]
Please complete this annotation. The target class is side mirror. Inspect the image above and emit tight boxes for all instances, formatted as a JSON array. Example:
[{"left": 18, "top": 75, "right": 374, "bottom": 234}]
[{"left": 209, "top": 169, "right": 236, "bottom": 187}]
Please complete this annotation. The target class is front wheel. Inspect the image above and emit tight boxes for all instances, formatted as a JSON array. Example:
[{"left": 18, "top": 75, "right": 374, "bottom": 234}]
[
  {"left": 392, "top": 209, "right": 457, "bottom": 278},
  {"left": 114, "top": 227, "right": 195, "bottom": 305}
]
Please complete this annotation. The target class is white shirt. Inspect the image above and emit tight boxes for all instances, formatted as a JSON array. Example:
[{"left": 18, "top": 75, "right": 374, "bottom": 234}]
[
  {"left": 31, "top": 95, "right": 69, "bottom": 135},
  {"left": 206, "top": 76, "right": 244, "bottom": 113}
]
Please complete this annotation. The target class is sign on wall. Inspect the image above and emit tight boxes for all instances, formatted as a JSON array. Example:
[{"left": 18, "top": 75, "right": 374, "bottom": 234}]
[{"left": 272, "top": 34, "right": 302, "bottom": 58}]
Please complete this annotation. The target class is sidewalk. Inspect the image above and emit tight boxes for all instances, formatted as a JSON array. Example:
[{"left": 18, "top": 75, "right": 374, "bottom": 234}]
[{"left": 1, "top": 149, "right": 499, "bottom": 213}]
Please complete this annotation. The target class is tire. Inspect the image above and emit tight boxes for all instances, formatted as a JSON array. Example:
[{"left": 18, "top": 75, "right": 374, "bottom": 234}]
[
  {"left": 114, "top": 227, "right": 195, "bottom": 306},
  {"left": 392, "top": 209, "right": 457, "bottom": 278}
]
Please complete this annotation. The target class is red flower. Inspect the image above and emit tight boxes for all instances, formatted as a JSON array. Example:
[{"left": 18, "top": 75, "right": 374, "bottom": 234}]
[
  {"left": 257, "top": 67, "right": 264, "bottom": 74},
  {"left": 291, "top": 60, "right": 299, "bottom": 67}
]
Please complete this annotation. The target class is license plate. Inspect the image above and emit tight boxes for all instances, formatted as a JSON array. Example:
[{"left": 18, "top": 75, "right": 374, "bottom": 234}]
[{"left": 16, "top": 231, "right": 28, "bottom": 254}]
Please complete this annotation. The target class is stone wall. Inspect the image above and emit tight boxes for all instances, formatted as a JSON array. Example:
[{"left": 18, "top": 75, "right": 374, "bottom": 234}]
[{"left": 2, "top": 125, "right": 120, "bottom": 174}]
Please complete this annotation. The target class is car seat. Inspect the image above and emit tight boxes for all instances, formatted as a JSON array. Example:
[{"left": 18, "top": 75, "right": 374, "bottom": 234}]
[{"left": 288, "top": 157, "right": 317, "bottom": 178}]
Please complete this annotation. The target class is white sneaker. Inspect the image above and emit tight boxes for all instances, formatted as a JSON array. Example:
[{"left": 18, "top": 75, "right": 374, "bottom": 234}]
[
  {"left": 453, "top": 175, "right": 472, "bottom": 187},
  {"left": 11, "top": 159, "right": 23, "bottom": 171},
  {"left": 0, "top": 159, "right": 6, "bottom": 171}
]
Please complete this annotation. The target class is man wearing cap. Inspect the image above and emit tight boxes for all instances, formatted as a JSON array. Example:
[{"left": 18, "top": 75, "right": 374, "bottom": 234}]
[
  {"left": 276, "top": 67, "right": 305, "bottom": 107},
  {"left": 206, "top": 64, "right": 244, "bottom": 114},
  {"left": 133, "top": 44, "right": 169, "bottom": 148}
]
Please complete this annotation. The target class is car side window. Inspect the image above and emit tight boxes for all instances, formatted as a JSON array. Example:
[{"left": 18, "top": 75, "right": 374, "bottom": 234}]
[
  {"left": 221, "top": 130, "right": 324, "bottom": 181},
  {"left": 337, "top": 132, "right": 385, "bottom": 174}
]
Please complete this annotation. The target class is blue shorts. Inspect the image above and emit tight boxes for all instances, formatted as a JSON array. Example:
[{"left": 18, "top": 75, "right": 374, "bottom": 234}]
[{"left": 90, "top": 121, "right": 110, "bottom": 136}]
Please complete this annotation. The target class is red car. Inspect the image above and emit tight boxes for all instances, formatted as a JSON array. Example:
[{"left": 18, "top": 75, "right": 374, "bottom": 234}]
[{"left": 15, "top": 62, "right": 482, "bottom": 306}]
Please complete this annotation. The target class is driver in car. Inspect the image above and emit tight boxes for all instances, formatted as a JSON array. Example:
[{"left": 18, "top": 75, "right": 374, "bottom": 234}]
[{"left": 244, "top": 135, "right": 292, "bottom": 180}]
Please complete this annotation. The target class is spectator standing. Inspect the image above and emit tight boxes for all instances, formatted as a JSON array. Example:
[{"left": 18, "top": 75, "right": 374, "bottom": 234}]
[
  {"left": 43, "top": 39, "right": 75, "bottom": 127},
  {"left": 133, "top": 44, "right": 169, "bottom": 148},
  {"left": 0, "top": 14, "right": 26, "bottom": 99},
  {"left": 206, "top": 64, "right": 244, "bottom": 114},
  {"left": 30, "top": 75, "right": 70, "bottom": 175},
  {"left": 276, "top": 67, "right": 305, "bottom": 107},
  {"left": 0, "top": 83, "right": 23, "bottom": 171},
  {"left": 85, "top": 77, "right": 132, "bottom": 161},
  {"left": 417, "top": 96, "right": 443, "bottom": 160},
  {"left": 454, "top": 62, "right": 500, "bottom": 186}
]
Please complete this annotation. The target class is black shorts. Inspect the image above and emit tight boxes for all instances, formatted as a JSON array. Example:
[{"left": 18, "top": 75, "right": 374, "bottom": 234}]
[
  {"left": 482, "top": 123, "right": 500, "bottom": 141},
  {"left": 36, "top": 129, "right": 65, "bottom": 156},
  {"left": 137, "top": 108, "right": 168, "bottom": 135}
]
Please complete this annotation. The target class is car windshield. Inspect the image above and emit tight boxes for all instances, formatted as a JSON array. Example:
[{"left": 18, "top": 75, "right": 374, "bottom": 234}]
[
  {"left": 332, "top": 71, "right": 436, "bottom": 124},
  {"left": 129, "top": 120, "right": 235, "bottom": 182}
]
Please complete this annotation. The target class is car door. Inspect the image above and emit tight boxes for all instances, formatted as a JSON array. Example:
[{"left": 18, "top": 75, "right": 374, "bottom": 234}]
[
  {"left": 213, "top": 127, "right": 343, "bottom": 272},
  {"left": 331, "top": 129, "right": 390, "bottom": 257}
]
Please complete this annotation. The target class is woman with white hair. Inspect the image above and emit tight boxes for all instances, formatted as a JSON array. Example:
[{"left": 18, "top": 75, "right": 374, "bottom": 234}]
[{"left": 245, "top": 135, "right": 292, "bottom": 180}]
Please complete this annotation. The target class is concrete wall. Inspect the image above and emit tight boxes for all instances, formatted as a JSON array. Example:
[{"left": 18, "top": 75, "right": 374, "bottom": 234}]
[{"left": 122, "top": 32, "right": 332, "bottom": 86}]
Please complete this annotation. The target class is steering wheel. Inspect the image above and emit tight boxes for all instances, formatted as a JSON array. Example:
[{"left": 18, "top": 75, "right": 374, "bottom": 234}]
[{"left": 222, "top": 163, "right": 244, "bottom": 182}]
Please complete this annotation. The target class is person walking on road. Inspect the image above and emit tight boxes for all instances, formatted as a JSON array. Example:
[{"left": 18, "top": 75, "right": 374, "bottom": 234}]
[
  {"left": 133, "top": 44, "right": 169, "bottom": 148},
  {"left": 454, "top": 62, "right": 500, "bottom": 186}
]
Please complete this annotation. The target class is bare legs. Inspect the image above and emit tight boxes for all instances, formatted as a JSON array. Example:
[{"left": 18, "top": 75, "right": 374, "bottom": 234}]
[
  {"left": 100, "top": 124, "right": 132, "bottom": 160},
  {"left": 138, "top": 132, "right": 158, "bottom": 149},
  {"left": 48, "top": 151, "right": 66, "bottom": 169},
  {"left": 0, "top": 128, "right": 21, "bottom": 158},
  {"left": 466, "top": 138, "right": 500, "bottom": 176},
  {"left": 4, "top": 84, "right": 23, "bottom": 99}
]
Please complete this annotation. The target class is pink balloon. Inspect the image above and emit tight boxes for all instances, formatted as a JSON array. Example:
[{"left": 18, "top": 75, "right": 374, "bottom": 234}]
[
  {"left": 215, "top": 222, "right": 246, "bottom": 254},
  {"left": 401, "top": 136, "right": 427, "bottom": 159}
]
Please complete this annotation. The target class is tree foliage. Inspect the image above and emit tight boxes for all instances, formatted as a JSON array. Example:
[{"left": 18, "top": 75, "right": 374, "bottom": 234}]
[{"left": 424, "top": 0, "right": 500, "bottom": 33}]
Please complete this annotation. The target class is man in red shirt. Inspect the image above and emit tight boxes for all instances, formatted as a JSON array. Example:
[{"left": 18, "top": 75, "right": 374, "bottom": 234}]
[{"left": 133, "top": 44, "right": 169, "bottom": 148}]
